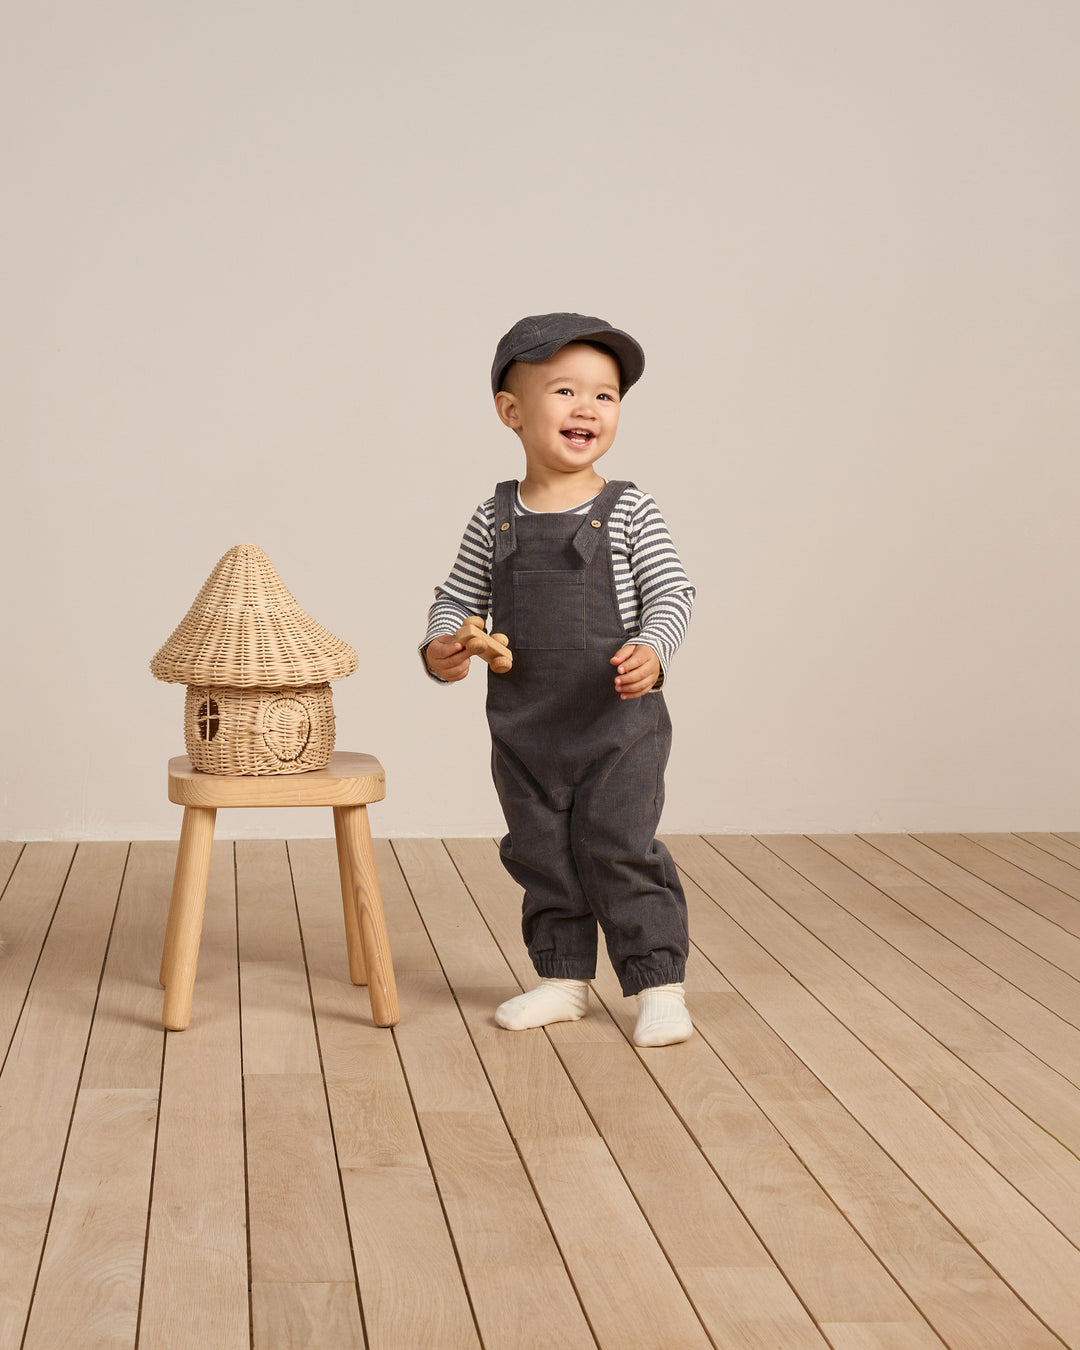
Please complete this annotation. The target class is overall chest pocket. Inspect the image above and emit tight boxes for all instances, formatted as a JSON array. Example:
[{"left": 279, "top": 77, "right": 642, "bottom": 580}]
[{"left": 513, "top": 570, "right": 586, "bottom": 650}]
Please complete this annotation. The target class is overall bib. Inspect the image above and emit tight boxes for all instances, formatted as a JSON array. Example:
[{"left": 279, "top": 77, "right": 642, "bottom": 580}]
[{"left": 487, "top": 479, "right": 689, "bottom": 997}]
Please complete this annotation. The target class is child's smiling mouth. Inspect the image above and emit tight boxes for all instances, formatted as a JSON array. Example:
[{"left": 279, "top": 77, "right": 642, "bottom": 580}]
[{"left": 561, "top": 429, "right": 595, "bottom": 446}]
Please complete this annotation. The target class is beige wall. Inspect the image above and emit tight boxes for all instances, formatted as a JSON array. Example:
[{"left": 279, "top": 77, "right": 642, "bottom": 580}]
[{"left": 2, "top": 1, "right": 1077, "bottom": 840}]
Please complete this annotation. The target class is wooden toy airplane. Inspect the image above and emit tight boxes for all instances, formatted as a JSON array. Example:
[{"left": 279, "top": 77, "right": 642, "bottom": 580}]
[{"left": 454, "top": 616, "right": 513, "bottom": 673}]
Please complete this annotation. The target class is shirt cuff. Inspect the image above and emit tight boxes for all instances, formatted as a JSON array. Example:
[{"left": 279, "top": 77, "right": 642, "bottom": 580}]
[
  {"left": 630, "top": 639, "right": 668, "bottom": 691},
  {"left": 419, "top": 640, "right": 450, "bottom": 684}
]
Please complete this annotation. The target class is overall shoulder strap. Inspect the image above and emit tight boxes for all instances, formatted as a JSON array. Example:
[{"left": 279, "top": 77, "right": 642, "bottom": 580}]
[
  {"left": 572, "top": 480, "right": 633, "bottom": 561},
  {"left": 493, "top": 480, "right": 518, "bottom": 560}
]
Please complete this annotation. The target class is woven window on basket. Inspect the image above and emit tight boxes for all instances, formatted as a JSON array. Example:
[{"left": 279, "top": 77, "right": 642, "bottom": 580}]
[{"left": 196, "top": 698, "right": 220, "bottom": 741}]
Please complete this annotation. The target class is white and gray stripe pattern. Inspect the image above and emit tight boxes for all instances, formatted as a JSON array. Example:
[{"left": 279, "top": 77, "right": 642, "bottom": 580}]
[{"left": 424, "top": 485, "right": 694, "bottom": 673}]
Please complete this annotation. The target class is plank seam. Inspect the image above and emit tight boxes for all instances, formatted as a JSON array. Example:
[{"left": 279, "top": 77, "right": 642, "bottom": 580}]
[{"left": 0, "top": 841, "right": 26, "bottom": 902}]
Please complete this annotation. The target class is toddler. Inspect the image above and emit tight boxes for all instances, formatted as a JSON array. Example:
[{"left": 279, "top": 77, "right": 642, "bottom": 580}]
[{"left": 422, "top": 313, "right": 695, "bottom": 1047}]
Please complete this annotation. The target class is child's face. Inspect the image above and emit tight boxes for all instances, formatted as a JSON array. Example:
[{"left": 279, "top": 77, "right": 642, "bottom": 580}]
[{"left": 495, "top": 343, "right": 622, "bottom": 479}]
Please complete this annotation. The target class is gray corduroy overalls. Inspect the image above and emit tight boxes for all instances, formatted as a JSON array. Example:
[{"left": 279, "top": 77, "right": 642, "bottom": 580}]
[{"left": 487, "top": 478, "right": 689, "bottom": 997}]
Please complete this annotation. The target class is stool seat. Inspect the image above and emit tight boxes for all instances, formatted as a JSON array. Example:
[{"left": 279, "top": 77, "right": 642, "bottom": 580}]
[
  {"left": 168, "top": 751, "right": 385, "bottom": 809},
  {"left": 160, "top": 752, "right": 399, "bottom": 1032}
]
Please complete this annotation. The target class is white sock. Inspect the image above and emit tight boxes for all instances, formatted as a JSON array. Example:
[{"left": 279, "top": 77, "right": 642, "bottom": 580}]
[
  {"left": 495, "top": 978, "right": 589, "bottom": 1030},
  {"left": 633, "top": 983, "right": 693, "bottom": 1047}
]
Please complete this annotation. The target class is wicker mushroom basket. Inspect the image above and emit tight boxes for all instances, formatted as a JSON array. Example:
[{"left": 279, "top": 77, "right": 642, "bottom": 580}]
[{"left": 151, "top": 544, "right": 357, "bottom": 776}]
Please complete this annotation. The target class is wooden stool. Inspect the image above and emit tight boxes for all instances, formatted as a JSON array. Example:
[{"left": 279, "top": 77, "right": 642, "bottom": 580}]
[{"left": 160, "top": 751, "right": 399, "bottom": 1032}]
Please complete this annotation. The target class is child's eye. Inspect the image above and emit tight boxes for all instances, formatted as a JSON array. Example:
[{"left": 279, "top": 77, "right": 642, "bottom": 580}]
[
  {"left": 556, "top": 387, "right": 573, "bottom": 396},
  {"left": 598, "top": 392, "right": 614, "bottom": 401}
]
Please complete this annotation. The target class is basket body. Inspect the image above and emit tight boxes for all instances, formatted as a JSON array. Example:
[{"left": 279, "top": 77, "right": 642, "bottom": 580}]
[{"left": 183, "top": 683, "right": 335, "bottom": 776}]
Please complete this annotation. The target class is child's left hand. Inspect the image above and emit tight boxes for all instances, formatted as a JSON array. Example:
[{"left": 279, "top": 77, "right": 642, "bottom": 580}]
[{"left": 610, "top": 644, "right": 661, "bottom": 700}]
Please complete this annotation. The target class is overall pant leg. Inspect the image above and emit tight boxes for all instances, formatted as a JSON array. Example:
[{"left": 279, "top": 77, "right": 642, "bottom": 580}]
[
  {"left": 569, "top": 699, "right": 689, "bottom": 995},
  {"left": 493, "top": 739, "right": 599, "bottom": 979}
]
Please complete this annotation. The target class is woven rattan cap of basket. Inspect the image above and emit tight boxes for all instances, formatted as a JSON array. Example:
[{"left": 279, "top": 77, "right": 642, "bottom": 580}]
[{"left": 150, "top": 544, "right": 358, "bottom": 687}]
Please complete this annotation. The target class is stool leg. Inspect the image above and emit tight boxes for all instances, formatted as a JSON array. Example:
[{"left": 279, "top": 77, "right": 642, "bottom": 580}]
[
  {"left": 333, "top": 807, "right": 368, "bottom": 986},
  {"left": 335, "top": 804, "right": 399, "bottom": 1027},
  {"left": 160, "top": 806, "right": 211, "bottom": 985},
  {"left": 161, "top": 805, "right": 217, "bottom": 1032}
]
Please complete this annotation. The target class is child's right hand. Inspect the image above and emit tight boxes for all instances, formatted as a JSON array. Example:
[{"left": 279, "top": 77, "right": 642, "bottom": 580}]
[{"left": 425, "top": 634, "right": 471, "bottom": 682}]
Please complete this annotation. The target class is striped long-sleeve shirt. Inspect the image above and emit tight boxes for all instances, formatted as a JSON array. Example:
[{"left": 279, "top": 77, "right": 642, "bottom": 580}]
[{"left": 423, "top": 483, "right": 695, "bottom": 682}]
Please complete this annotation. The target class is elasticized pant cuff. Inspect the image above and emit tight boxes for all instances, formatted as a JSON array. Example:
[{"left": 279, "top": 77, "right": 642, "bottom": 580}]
[{"left": 619, "top": 961, "right": 686, "bottom": 998}]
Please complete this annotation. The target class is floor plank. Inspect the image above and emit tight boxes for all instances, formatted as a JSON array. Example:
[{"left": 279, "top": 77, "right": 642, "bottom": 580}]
[
  {"left": 237, "top": 840, "right": 321, "bottom": 1075},
  {"left": 245, "top": 1073, "right": 358, "bottom": 1286},
  {"left": 140, "top": 842, "right": 249, "bottom": 1350},
  {"left": 81, "top": 841, "right": 173, "bottom": 1090},
  {"left": 0, "top": 842, "right": 77, "bottom": 1058},
  {"left": 0, "top": 843, "right": 127, "bottom": 1348},
  {"left": 22, "top": 1087, "right": 158, "bottom": 1350},
  {"left": 252, "top": 1282, "right": 365, "bottom": 1350}
]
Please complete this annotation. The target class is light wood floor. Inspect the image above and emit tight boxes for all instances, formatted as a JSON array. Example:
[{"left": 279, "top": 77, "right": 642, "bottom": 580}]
[{"left": 2, "top": 832, "right": 1080, "bottom": 1349}]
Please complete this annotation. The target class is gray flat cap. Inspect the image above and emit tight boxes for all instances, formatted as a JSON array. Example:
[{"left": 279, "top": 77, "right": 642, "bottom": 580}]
[{"left": 491, "top": 312, "right": 645, "bottom": 396}]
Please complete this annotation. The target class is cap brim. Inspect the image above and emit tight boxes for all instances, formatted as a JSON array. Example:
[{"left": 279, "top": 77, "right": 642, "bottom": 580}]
[{"left": 494, "top": 327, "right": 644, "bottom": 395}]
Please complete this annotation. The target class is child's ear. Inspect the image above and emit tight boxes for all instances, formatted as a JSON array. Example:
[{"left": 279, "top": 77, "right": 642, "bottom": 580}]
[{"left": 494, "top": 390, "right": 521, "bottom": 430}]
